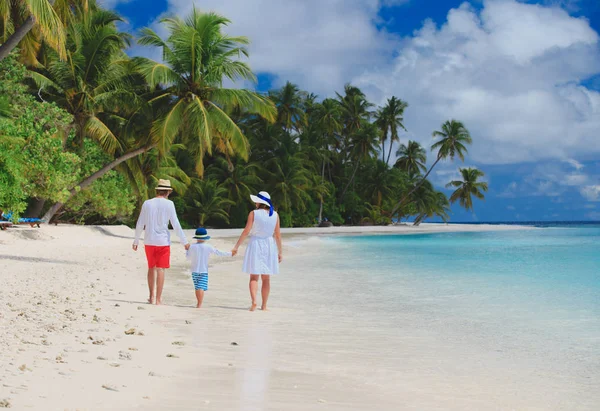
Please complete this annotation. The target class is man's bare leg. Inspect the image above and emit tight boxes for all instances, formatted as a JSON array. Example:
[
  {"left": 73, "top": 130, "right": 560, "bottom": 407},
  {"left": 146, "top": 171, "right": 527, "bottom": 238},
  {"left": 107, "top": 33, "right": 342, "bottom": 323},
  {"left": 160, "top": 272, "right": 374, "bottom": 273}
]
[
  {"left": 195, "top": 290, "right": 204, "bottom": 308},
  {"left": 147, "top": 268, "right": 156, "bottom": 304},
  {"left": 155, "top": 268, "right": 165, "bottom": 305},
  {"left": 260, "top": 275, "right": 270, "bottom": 311},
  {"left": 249, "top": 275, "right": 259, "bottom": 311}
]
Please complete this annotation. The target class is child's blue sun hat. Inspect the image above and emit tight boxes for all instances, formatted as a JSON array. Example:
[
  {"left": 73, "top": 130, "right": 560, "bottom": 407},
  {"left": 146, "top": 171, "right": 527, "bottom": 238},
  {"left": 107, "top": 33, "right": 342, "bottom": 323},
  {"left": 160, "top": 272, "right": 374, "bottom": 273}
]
[{"left": 193, "top": 227, "right": 211, "bottom": 240}]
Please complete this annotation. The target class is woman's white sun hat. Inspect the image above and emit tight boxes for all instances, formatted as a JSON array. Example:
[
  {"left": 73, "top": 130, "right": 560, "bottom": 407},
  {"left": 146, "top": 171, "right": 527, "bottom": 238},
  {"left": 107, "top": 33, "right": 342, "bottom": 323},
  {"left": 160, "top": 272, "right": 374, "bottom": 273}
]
[{"left": 250, "top": 191, "right": 274, "bottom": 216}]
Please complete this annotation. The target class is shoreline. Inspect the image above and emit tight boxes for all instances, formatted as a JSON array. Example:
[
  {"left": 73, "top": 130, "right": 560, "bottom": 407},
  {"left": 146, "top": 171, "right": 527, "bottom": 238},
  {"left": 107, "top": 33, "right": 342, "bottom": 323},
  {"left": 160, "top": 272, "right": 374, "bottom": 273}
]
[{"left": 0, "top": 222, "right": 545, "bottom": 410}]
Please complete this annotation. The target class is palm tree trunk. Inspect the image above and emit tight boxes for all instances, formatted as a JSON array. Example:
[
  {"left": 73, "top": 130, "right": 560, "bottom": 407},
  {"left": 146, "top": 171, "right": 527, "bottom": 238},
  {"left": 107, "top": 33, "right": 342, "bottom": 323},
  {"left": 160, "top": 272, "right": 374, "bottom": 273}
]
[
  {"left": 42, "top": 145, "right": 154, "bottom": 222},
  {"left": 318, "top": 159, "right": 325, "bottom": 224},
  {"left": 386, "top": 140, "right": 394, "bottom": 165},
  {"left": 0, "top": 17, "right": 35, "bottom": 61},
  {"left": 390, "top": 155, "right": 442, "bottom": 216},
  {"left": 381, "top": 141, "right": 385, "bottom": 163},
  {"left": 339, "top": 160, "right": 360, "bottom": 201}
]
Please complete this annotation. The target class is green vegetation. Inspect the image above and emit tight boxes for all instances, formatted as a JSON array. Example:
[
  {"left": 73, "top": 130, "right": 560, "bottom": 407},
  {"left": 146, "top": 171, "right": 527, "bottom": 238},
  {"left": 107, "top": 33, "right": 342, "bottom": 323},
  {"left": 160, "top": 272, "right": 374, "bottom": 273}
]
[{"left": 0, "top": 4, "right": 487, "bottom": 227}]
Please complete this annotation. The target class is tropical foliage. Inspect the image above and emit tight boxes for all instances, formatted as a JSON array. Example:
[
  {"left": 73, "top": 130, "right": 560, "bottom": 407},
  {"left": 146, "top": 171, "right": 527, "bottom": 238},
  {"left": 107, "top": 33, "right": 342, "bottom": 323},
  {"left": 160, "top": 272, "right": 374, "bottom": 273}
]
[{"left": 0, "top": 4, "right": 488, "bottom": 227}]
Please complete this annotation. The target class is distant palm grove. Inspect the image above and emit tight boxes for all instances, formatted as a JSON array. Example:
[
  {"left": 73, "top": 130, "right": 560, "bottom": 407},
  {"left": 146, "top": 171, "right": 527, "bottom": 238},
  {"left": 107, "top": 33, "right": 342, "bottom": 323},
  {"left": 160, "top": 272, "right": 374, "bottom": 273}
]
[{"left": 0, "top": 1, "right": 488, "bottom": 228}]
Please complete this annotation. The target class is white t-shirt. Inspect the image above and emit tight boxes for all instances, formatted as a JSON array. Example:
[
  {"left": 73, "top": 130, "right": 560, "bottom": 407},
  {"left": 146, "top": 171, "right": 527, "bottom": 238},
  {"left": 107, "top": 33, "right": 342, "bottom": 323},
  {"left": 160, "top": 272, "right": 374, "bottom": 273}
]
[
  {"left": 133, "top": 197, "right": 188, "bottom": 246},
  {"left": 186, "top": 242, "right": 232, "bottom": 274}
]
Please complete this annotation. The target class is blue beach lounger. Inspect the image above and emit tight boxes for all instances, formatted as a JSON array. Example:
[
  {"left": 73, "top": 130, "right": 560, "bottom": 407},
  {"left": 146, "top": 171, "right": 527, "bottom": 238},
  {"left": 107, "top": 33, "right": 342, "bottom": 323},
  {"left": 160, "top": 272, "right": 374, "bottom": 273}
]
[{"left": 1, "top": 211, "right": 44, "bottom": 228}]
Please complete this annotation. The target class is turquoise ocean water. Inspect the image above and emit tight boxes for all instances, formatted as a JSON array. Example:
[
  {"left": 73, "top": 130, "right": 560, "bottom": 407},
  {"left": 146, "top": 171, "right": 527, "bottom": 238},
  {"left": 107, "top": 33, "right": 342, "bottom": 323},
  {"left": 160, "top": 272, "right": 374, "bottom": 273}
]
[
  {"left": 297, "top": 224, "right": 600, "bottom": 407},
  {"left": 328, "top": 224, "right": 600, "bottom": 344}
]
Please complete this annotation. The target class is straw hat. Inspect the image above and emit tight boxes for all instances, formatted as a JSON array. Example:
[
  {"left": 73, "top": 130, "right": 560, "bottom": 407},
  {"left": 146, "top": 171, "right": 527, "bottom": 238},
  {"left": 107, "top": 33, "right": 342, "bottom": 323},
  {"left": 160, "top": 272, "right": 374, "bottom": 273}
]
[{"left": 155, "top": 179, "right": 173, "bottom": 191}]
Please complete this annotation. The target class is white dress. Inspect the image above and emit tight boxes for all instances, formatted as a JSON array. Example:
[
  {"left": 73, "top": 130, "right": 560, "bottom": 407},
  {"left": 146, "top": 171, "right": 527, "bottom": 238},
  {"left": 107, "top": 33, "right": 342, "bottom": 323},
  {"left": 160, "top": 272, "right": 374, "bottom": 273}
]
[{"left": 242, "top": 209, "right": 279, "bottom": 275}]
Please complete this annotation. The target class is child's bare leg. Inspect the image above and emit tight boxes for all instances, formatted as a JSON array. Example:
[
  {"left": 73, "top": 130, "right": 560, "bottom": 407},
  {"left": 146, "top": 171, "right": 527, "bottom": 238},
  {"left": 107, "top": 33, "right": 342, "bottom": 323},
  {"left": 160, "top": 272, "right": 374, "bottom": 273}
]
[
  {"left": 147, "top": 268, "right": 156, "bottom": 304},
  {"left": 260, "top": 275, "right": 270, "bottom": 311},
  {"left": 195, "top": 290, "right": 204, "bottom": 308},
  {"left": 155, "top": 268, "right": 165, "bottom": 305},
  {"left": 249, "top": 275, "right": 259, "bottom": 311}
]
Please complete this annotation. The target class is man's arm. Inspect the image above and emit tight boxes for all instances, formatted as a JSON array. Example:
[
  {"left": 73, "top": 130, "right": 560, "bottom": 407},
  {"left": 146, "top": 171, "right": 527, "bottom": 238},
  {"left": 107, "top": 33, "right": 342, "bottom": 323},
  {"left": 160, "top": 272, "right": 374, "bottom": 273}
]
[
  {"left": 169, "top": 202, "right": 189, "bottom": 249},
  {"left": 133, "top": 202, "right": 147, "bottom": 250}
]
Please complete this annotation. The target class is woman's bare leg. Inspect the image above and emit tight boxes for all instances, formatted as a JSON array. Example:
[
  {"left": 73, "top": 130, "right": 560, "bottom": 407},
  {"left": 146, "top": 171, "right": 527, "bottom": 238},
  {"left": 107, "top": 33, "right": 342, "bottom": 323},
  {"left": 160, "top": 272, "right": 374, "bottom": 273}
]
[
  {"left": 260, "top": 275, "right": 270, "bottom": 311},
  {"left": 249, "top": 275, "right": 259, "bottom": 311}
]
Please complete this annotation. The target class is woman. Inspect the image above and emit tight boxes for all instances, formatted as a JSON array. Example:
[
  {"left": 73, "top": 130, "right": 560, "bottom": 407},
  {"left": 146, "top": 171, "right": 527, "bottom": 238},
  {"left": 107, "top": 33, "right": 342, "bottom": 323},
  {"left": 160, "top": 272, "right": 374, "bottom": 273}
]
[{"left": 232, "top": 191, "right": 282, "bottom": 311}]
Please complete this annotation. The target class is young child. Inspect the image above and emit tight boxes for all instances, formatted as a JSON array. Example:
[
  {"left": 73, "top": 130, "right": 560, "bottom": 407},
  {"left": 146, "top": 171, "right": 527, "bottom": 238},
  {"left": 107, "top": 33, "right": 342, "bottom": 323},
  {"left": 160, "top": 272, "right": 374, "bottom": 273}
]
[{"left": 186, "top": 227, "right": 232, "bottom": 308}]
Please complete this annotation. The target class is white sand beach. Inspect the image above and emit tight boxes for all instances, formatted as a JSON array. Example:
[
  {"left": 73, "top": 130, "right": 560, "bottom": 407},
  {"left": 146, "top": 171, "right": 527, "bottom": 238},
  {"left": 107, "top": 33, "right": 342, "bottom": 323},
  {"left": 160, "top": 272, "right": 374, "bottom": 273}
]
[{"left": 2, "top": 222, "right": 598, "bottom": 410}]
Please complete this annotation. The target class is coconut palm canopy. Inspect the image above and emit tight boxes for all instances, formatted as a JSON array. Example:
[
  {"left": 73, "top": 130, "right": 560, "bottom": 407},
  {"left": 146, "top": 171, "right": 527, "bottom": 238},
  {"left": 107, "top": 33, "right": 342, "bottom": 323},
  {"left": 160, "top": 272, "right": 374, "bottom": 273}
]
[
  {"left": 134, "top": 8, "right": 276, "bottom": 175},
  {"left": 0, "top": 3, "right": 486, "bottom": 227}
]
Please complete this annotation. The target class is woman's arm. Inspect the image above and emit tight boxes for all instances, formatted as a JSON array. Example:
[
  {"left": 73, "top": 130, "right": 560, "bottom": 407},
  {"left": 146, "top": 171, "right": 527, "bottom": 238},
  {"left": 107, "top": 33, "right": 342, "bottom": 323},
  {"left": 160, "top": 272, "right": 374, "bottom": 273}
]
[
  {"left": 232, "top": 211, "right": 254, "bottom": 255},
  {"left": 274, "top": 214, "right": 283, "bottom": 262}
]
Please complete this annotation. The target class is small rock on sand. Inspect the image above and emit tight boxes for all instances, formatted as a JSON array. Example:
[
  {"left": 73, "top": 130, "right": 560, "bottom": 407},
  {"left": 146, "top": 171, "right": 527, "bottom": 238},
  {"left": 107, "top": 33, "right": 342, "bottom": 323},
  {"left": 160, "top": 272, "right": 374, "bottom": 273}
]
[
  {"left": 102, "top": 384, "right": 118, "bottom": 392},
  {"left": 97, "top": 356, "right": 108, "bottom": 361},
  {"left": 137, "top": 306, "right": 145, "bottom": 310},
  {"left": 119, "top": 351, "right": 131, "bottom": 360},
  {"left": 230, "top": 342, "right": 238, "bottom": 346},
  {"left": 128, "top": 347, "right": 138, "bottom": 351},
  {"left": 166, "top": 354, "right": 178, "bottom": 358},
  {"left": 172, "top": 341, "right": 185, "bottom": 346},
  {"left": 185, "top": 320, "right": 192, "bottom": 324},
  {"left": 0, "top": 399, "right": 11, "bottom": 408},
  {"left": 124, "top": 328, "right": 136, "bottom": 335}
]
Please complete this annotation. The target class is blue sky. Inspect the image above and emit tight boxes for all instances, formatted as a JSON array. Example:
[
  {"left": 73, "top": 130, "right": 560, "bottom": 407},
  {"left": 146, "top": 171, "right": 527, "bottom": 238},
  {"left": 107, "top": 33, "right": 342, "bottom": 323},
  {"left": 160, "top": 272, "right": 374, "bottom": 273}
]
[{"left": 102, "top": 0, "right": 600, "bottom": 222}]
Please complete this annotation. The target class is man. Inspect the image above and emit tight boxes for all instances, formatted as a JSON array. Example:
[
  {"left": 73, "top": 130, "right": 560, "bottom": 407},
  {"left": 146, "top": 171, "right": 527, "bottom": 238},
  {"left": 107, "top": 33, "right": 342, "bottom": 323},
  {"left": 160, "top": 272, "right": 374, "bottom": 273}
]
[{"left": 133, "top": 179, "right": 190, "bottom": 305}]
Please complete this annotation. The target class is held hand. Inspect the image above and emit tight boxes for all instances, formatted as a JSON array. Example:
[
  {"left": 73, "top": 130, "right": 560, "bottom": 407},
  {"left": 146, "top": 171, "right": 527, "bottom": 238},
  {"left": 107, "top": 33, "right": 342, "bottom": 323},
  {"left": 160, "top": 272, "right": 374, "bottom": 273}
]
[
  {"left": 184, "top": 243, "right": 191, "bottom": 251},
  {"left": 132, "top": 244, "right": 138, "bottom": 251},
  {"left": 278, "top": 253, "right": 283, "bottom": 263},
  {"left": 231, "top": 248, "right": 238, "bottom": 257}
]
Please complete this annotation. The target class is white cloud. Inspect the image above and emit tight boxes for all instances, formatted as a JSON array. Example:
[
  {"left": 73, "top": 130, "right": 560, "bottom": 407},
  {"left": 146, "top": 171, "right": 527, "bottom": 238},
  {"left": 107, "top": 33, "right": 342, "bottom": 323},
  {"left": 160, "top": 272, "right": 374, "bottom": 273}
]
[
  {"left": 580, "top": 185, "right": 600, "bottom": 201},
  {"left": 98, "top": 0, "right": 131, "bottom": 8},
  {"left": 138, "top": 0, "right": 599, "bottom": 167},
  {"left": 160, "top": 0, "right": 398, "bottom": 92},
  {"left": 354, "top": 0, "right": 600, "bottom": 165},
  {"left": 564, "top": 159, "right": 585, "bottom": 170}
]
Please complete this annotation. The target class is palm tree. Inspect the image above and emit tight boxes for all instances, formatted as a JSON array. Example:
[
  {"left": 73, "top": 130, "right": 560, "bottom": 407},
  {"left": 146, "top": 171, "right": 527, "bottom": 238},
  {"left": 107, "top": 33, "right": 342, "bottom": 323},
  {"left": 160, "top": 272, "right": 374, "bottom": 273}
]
[
  {"left": 269, "top": 81, "right": 307, "bottom": 133},
  {"left": 186, "top": 179, "right": 234, "bottom": 226},
  {"left": 29, "top": 8, "right": 133, "bottom": 151},
  {"left": 0, "top": 0, "right": 66, "bottom": 62},
  {"left": 446, "top": 167, "right": 488, "bottom": 211},
  {"left": 339, "top": 121, "right": 379, "bottom": 200},
  {"left": 122, "top": 144, "right": 191, "bottom": 207},
  {"left": 336, "top": 84, "right": 372, "bottom": 139},
  {"left": 134, "top": 8, "right": 276, "bottom": 176},
  {"left": 375, "top": 97, "right": 408, "bottom": 165},
  {"left": 313, "top": 98, "right": 341, "bottom": 221},
  {"left": 413, "top": 188, "right": 450, "bottom": 226},
  {"left": 206, "top": 157, "right": 262, "bottom": 204},
  {"left": 390, "top": 119, "right": 472, "bottom": 216},
  {"left": 384, "top": 97, "right": 408, "bottom": 165},
  {"left": 394, "top": 140, "right": 426, "bottom": 175},
  {"left": 266, "top": 152, "right": 312, "bottom": 213},
  {"left": 30, "top": 7, "right": 154, "bottom": 222}
]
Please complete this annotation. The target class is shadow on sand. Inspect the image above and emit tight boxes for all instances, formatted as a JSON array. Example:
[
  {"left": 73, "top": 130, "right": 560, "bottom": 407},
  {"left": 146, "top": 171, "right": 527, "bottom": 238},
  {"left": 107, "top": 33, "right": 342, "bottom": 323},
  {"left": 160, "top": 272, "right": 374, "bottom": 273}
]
[{"left": 0, "top": 255, "right": 78, "bottom": 265}]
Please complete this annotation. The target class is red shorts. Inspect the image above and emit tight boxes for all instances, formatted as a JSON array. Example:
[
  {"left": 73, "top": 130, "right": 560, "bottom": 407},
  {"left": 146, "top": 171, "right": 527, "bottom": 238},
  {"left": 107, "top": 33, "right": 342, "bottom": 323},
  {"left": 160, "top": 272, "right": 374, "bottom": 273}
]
[{"left": 144, "top": 245, "right": 170, "bottom": 268}]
